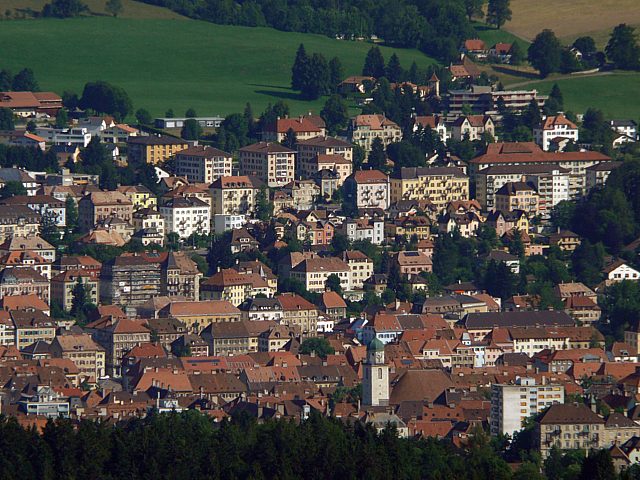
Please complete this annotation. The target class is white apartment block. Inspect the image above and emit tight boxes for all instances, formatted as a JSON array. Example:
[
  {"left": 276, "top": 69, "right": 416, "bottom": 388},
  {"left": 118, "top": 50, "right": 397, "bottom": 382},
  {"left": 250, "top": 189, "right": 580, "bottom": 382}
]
[
  {"left": 490, "top": 378, "right": 565, "bottom": 437},
  {"left": 238, "top": 142, "right": 295, "bottom": 187},
  {"left": 476, "top": 164, "right": 570, "bottom": 211},
  {"left": 173, "top": 145, "right": 233, "bottom": 184},
  {"left": 340, "top": 217, "right": 385, "bottom": 245},
  {"left": 159, "top": 197, "right": 211, "bottom": 239},
  {"left": 36, "top": 127, "right": 92, "bottom": 148},
  {"left": 213, "top": 214, "right": 246, "bottom": 235}
]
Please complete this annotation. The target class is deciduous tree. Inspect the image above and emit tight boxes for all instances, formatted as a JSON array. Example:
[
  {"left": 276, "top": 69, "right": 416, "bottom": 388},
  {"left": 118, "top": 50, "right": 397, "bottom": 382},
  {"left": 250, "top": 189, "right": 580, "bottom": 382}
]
[
  {"left": 486, "top": 0, "right": 511, "bottom": 29},
  {"left": 528, "top": 29, "right": 562, "bottom": 77},
  {"left": 606, "top": 23, "right": 640, "bottom": 70}
]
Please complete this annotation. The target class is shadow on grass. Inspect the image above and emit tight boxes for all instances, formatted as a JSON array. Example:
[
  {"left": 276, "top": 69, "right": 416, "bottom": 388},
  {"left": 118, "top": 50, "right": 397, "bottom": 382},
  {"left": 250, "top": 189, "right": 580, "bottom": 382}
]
[
  {"left": 254, "top": 89, "right": 305, "bottom": 101},
  {"left": 492, "top": 65, "right": 540, "bottom": 80}
]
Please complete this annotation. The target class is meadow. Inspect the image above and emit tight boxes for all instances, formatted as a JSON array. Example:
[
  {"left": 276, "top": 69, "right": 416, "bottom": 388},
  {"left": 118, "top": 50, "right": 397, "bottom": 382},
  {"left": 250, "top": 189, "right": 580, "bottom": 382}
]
[
  {"left": 0, "top": 17, "right": 437, "bottom": 118},
  {"left": 504, "top": 0, "right": 640, "bottom": 45},
  {"left": 515, "top": 72, "right": 640, "bottom": 120}
]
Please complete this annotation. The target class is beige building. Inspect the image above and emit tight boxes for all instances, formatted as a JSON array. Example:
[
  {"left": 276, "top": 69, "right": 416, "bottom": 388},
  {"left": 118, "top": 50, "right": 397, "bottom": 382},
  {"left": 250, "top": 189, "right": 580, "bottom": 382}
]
[
  {"left": 239, "top": 142, "right": 296, "bottom": 187},
  {"left": 296, "top": 136, "right": 353, "bottom": 182},
  {"left": 0, "top": 205, "right": 41, "bottom": 241},
  {"left": 210, "top": 176, "right": 260, "bottom": 216},
  {"left": 87, "top": 317, "right": 151, "bottom": 376},
  {"left": 349, "top": 114, "right": 402, "bottom": 152},
  {"left": 51, "top": 269, "right": 99, "bottom": 312},
  {"left": 201, "top": 268, "right": 274, "bottom": 306},
  {"left": 393, "top": 251, "right": 433, "bottom": 275},
  {"left": 127, "top": 135, "right": 189, "bottom": 165},
  {"left": 262, "top": 115, "right": 326, "bottom": 142},
  {"left": 11, "top": 310, "right": 56, "bottom": 350},
  {"left": 390, "top": 167, "right": 469, "bottom": 212},
  {"left": 201, "top": 320, "right": 275, "bottom": 356},
  {"left": 78, "top": 191, "right": 133, "bottom": 231},
  {"left": 289, "top": 257, "right": 351, "bottom": 293},
  {"left": 450, "top": 115, "right": 495, "bottom": 142},
  {"left": 494, "top": 181, "right": 539, "bottom": 215},
  {"left": 173, "top": 145, "right": 233, "bottom": 184},
  {"left": 277, "top": 293, "right": 319, "bottom": 336},
  {"left": 342, "top": 250, "right": 373, "bottom": 290},
  {"left": 158, "top": 300, "right": 241, "bottom": 333},
  {"left": 50, "top": 333, "right": 106, "bottom": 383}
]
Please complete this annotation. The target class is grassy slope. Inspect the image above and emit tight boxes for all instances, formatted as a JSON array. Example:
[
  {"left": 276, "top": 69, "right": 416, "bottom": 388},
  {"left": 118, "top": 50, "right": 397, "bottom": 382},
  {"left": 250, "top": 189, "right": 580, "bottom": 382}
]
[
  {"left": 472, "top": 22, "right": 529, "bottom": 50},
  {"left": 0, "top": 0, "right": 185, "bottom": 19},
  {"left": 0, "top": 17, "right": 437, "bottom": 118},
  {"left": 504, "top": 0, "right": 640, "bottom": 42},
  {"left": 514, "top": 72, "right": 640, "bottom": 119}
]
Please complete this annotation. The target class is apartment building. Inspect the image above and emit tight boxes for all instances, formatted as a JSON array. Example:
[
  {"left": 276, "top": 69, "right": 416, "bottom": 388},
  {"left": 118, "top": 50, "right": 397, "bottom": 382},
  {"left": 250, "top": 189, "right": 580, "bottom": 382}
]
[
  {"left": 11, "top": 310, "right": 56, "bottom": 349},
  {"left": 51, "top": 270, "right": 99, "bottom": 312},
  {"left": 116, "top": 185, "right": 157, "bottom": 210},
  {"left": 127, "top": 135, "right": 189, "bottom": 165},
  {"left": 50, "top": 333, "right": 106, "bottom": 383},
  {"left": 448, "top": 86, "right": 546, "bottom": 113},
  {"left": 296, "top": 136, "right": 353, "bottom": 183},
  {"left": 469, "top": 142, "right": 610, "bottom": 199},
  {"left": 200, "top": 268, "right": 274, "bottom": 306},
  {"left": 349, "top": 114, "right": 402, "bottom": 152},
  {"left": 158, "top": 300, "right": 241, "bottom": 333},
  {"left": 585, "top": 161, "right": 623, "bottom": 191},
  {"left": 238, "top": 142, "right": 295, "bottom": 187},
  {"left": 173, "top": 145, "right": 233, "bottom": 183},
  {"left": 0, "top": 205, "right": 41, "bottom": 241},
  {"left": 100, "top": 255, "right": 162, "bottom": 310},
  {"left": 490, "top": 377, "right": 564, "bottom": 437},
  {"left": 159, "top": 196, "right": 211, "bottom": 239},
  {"left": 477, "top": 165, "right": 568, "bottom": 212},
  {"left": 494, "top": 181, "right": 539, "bottom": 215},
  {"left": 390, "top": 167, "right": 469, "bottom": 212},
  {"left": 342, "top": 250, "right": 373, "bottom": 290},
  {"left": 78, "top": 191, "right": 133, "bottom": 231},
  {"left": 344, "top": 170, "right": 390, "bottom": 210},
  {"left": 277, "top": 293, "right": 319, "bottom": 336},
  {"left": 289, "top": 257, "right": 352, "bottom": 293}
]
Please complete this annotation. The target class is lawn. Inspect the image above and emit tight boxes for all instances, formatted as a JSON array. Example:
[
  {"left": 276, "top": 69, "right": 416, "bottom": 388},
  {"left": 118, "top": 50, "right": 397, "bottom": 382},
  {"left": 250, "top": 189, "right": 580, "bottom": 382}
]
[
  {"left": 0, "top": 17, "right": 438, "bottom": 118},
  {"left": 504, "top": 0, "right": 640, "bottom": 42},
  {"left": 515, "top": 72, "right": 640, "bottom": 119},
  {"left": 472, "top": 22, "right": 529, "bottom": 50}
]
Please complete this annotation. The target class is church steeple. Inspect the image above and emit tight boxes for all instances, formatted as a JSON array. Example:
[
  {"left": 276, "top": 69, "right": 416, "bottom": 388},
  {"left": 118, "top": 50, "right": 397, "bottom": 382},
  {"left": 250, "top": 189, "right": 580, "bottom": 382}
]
[{"left": 362, "top": 338, "right": 389, "bottom": 407}]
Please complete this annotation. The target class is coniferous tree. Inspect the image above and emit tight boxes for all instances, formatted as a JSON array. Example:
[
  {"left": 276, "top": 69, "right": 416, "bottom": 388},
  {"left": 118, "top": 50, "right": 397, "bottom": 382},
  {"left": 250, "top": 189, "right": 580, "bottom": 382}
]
[
  {"left": 71, "top": 277, "right": 93, "bottom": 322},
  {"left": 321, "top": 95, "right": 349, "bottom": 136},
  {"left": 367, "top": 137, "right": 386, "bottom": 171},
  {"left": 283, "top": 128, "right": 297, "bottom": 149},
  {"left": 0, "top": 108, "right": 14, "bottom": 130},
  {"left": 0, "top": 70, "right": 12, "bottom": 91},
  {"left": 39, "top": 212, "right": 60, "bottom": 246},
  {"left": 300, "top": 53, "right": 330, "bottom": 100},
  {"left": 11, "top": 68, "right": 39, "bottom": 91},
  {"left": 255, "top": 185, "right": 273, "bottom": 221},
  {"left": 385, "top": 53, "right": 403, "bottom": 82},
  {"left": 362, "top": 46, "right": 385, "bottom": 78},
  {"left": 328, "top": 56, "right": 344, "bottom": 92},
  {"left": 65, "top": 196, "right": 78, "bottom": 234},
  {"left": 291, "top": 43, "right": 310, "bottom": 90}
]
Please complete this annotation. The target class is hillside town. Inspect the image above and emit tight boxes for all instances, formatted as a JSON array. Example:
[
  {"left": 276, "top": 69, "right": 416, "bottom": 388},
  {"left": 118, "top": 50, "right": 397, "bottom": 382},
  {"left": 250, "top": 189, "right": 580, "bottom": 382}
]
[{"left": 0, "top": 36, "right": 640, "bottom": 472}]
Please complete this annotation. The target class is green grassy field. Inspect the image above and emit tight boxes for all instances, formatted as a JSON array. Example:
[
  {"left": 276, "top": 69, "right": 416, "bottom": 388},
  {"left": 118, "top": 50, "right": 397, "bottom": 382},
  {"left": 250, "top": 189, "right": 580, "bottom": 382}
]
[
  {"left": 472, "top": 22, "right": 529, "bottom": 50},
  {"left": 0, "top": 0, "right": 185, "bottom": 19},
  {"left": 515, "top": 72, "right": 640, "bottom": 119},
  {"left": 0, "top": 17, "right": 437, "bottom": 118}
]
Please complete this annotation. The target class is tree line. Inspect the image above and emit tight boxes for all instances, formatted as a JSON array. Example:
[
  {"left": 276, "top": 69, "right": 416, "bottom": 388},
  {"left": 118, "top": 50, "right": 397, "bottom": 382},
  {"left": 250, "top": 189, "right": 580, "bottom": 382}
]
[{"left": 0, "top": 412, "right": 629, "bottom": 480}]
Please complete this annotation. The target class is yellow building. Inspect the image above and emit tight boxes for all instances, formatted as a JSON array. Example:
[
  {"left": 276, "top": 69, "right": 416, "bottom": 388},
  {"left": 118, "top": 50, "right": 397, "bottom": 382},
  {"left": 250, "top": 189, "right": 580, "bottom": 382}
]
[
  {"left": 117, "top": 185, "right": 157, "bottom": 210},
  {"left": 127, "top": 135, "right": 189, "bottom": 165},
  {"left": 390, "top": 167, "right": 469, "bottom": 212},
  {"left": 50, "top": 333, "right": 106, "bottom": 384}
]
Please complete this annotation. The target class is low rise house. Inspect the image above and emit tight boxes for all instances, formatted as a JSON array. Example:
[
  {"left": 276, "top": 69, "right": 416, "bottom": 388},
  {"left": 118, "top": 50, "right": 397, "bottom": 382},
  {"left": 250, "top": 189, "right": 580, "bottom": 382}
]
[
  {"left": 450, "top": 115, "right": 495, "bottom": 142},
  {"left": 262, "top": 114, "right": 326, "bottom": 142},
  {"left": 603, "top": 260, "right": 640, "bottom": 285}
]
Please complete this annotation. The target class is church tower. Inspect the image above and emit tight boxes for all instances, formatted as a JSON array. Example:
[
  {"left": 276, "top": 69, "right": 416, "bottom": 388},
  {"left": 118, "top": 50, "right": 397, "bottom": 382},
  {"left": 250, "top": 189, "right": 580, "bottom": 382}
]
[{"left": 362, "top": 337, "right": 389, "bottom": 407}]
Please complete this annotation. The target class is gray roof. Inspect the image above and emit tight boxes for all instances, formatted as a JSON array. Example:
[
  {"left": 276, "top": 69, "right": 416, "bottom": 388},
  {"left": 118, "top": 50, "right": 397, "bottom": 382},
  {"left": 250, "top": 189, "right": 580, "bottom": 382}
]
[{"left": 464, "top": 311, "right": 574, "bottom": 329}]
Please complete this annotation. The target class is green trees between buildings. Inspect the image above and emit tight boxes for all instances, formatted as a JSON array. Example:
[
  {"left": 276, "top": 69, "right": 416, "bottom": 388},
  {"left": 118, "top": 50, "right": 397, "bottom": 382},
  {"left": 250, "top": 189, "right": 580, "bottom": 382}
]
[
  {"left": 299, "top": 337, "right": 335, "bottom": 358},
  {"left": 79, "top": 81, "right": 133, "bottom": 121},
  {"left": 0, "top": 108, "right": 14, "bottom": 131},
  {"left": 290, "top": 44, "right": 338, "bottom": 100}
]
